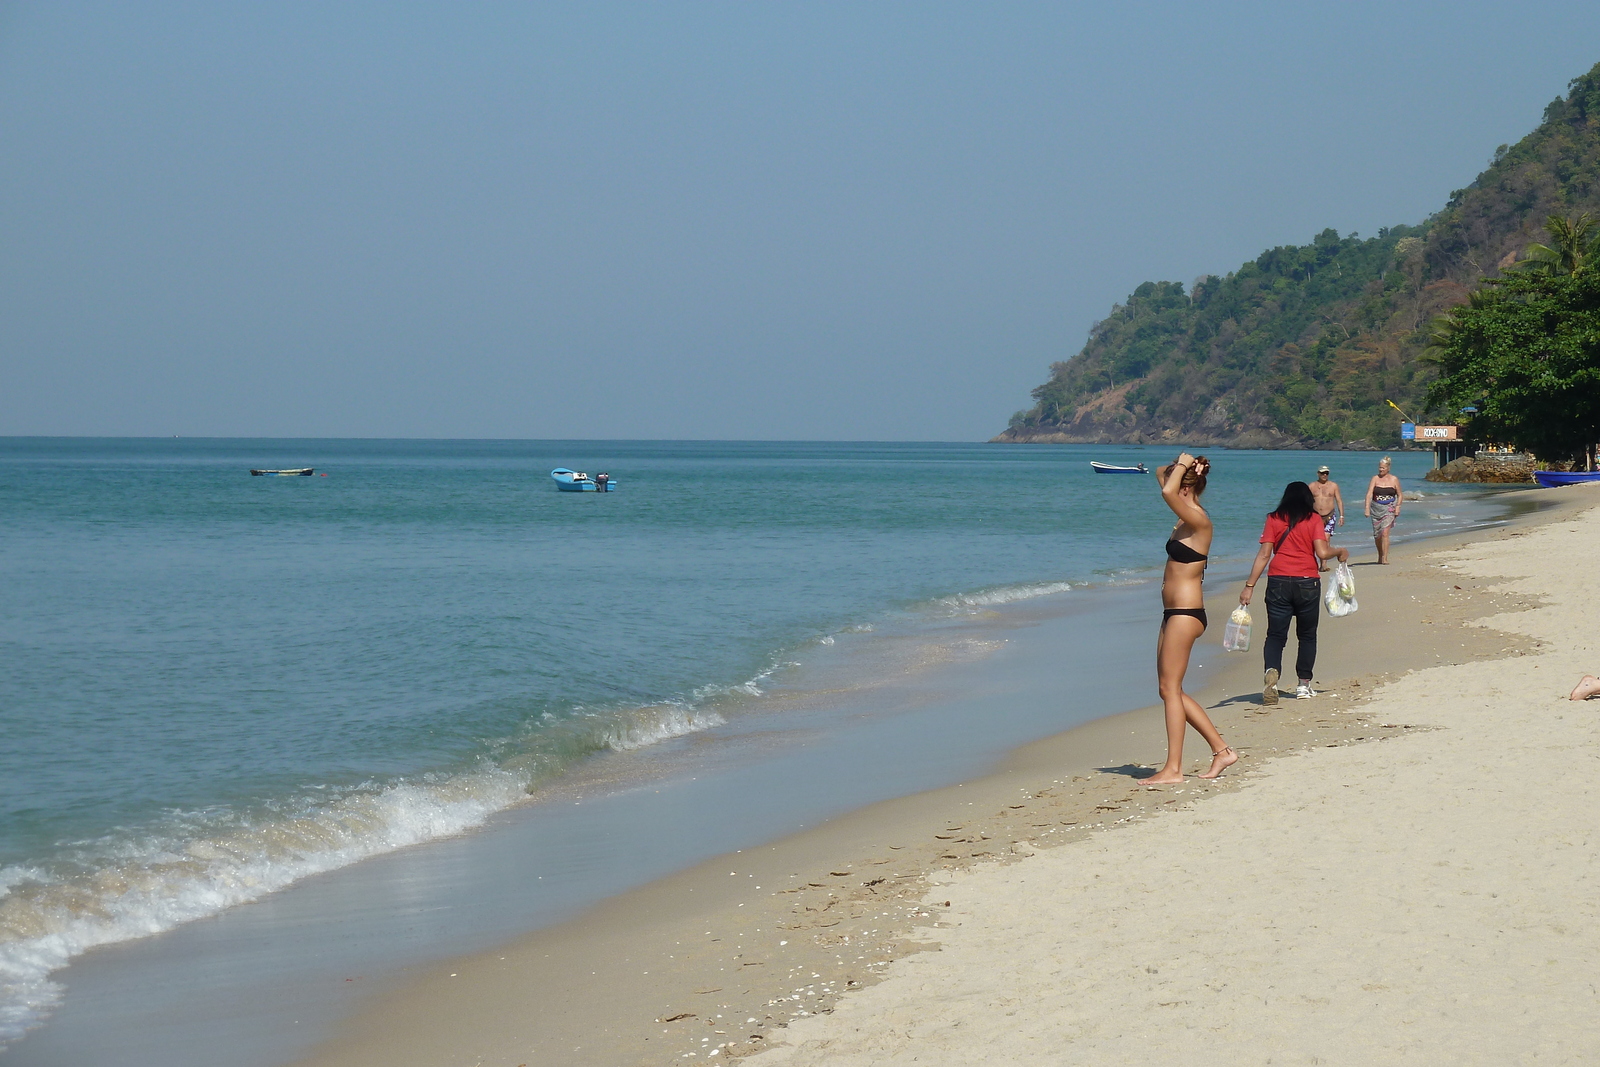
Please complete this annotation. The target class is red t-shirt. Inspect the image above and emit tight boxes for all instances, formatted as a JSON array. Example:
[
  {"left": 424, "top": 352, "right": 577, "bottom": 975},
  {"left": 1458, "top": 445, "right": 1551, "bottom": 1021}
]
[{"left": 1260, "top": 513, "right": 1324, "bottom": 578}]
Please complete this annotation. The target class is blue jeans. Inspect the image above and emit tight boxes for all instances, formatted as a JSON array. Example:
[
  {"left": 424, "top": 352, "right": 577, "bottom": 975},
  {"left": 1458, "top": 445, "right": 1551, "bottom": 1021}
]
[{"left": 1264, "top": 576, "right": 1320, "bottom": 682}]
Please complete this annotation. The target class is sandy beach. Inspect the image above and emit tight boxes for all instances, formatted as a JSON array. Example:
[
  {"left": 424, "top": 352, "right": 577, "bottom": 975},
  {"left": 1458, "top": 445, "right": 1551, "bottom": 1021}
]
[{"left": 295, "top": 487, "right": 1599, "bottom": 1067}]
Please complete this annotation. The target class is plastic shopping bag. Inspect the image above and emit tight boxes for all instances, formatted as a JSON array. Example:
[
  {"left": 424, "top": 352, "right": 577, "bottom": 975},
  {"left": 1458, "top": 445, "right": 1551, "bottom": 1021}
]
[
  {"left": 1222, "top": 605, "right": 1253, "bottom": 652},
  {"left": 1324, "top": 561, "right": 1358, "bottom": 617}
]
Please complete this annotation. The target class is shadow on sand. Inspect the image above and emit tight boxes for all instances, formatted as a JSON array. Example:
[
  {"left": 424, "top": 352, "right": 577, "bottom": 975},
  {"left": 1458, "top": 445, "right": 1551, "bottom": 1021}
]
[{"left": 1096, "top": 764, "right": 1152, "bottom": 779}]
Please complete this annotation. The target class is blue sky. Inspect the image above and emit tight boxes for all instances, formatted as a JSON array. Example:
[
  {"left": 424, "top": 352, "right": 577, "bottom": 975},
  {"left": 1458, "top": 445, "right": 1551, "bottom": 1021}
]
[{"left": 2, "top": 2, "right": 1598, "bottom": 439}]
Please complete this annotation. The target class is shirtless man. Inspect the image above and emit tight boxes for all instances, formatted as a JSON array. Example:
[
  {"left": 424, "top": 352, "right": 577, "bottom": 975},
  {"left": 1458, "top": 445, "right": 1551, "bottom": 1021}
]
[{"left": 1309, "top": 465, "right": 1344, "bottom": 572}]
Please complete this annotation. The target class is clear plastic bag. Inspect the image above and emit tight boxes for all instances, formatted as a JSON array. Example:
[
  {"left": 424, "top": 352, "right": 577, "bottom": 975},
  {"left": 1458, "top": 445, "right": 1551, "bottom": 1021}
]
[
  {"left": 1324, "top": 561, "right": 1358, "bottom": 617},
  {"left": 1222, "top": 605, "right": 1252, "bottom": 652}
]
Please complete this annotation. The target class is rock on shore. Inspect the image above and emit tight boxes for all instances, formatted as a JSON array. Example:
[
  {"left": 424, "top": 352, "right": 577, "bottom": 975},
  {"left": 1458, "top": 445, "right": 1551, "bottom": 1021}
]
[{"left": 1424, "top": 454, "right": 1534, "bottom": 483}]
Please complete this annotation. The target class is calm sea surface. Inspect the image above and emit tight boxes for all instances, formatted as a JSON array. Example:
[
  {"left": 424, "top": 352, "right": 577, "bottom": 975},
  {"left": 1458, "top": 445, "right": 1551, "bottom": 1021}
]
[{"left": 0, "top": 438, "right": 1522, "bottom": 1048}]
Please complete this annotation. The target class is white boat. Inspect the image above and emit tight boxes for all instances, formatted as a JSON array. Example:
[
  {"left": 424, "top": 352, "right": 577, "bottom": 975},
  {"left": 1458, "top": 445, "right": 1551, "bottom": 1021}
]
[
  {"left": 1089, "top": 461, "right": 1147, "bottom": 474},
  {"left": 250, "top": 468, "right": 314, "bottom": 476}
]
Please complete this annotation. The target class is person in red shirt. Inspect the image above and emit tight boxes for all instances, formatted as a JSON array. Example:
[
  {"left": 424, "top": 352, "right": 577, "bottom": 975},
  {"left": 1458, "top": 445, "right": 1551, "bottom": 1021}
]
[{"left": 1239, "top": 482, "right": 1349, "bottom": 703}]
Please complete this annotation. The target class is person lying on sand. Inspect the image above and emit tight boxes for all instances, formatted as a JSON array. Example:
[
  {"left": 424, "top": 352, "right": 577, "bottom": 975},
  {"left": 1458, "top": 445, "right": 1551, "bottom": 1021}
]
[{"left": 1570, "top": 675, "right": 1600, "bottom": 700}]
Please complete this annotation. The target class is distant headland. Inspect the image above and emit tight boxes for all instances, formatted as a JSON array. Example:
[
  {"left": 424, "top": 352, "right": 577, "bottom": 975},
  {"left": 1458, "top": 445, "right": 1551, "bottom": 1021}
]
[{"left": 996, "top": 60, "right": 1600, "bottom": 452}]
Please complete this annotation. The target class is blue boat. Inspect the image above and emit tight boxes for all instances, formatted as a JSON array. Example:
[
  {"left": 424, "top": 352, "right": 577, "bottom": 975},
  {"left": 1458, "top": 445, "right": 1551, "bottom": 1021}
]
[
  {"left": 551, "top": 468, "right": 617, "bottom": 492},
  {"left": 1533, "top": 470, "right": 1600, "bottom": 488},
  {"left": 1089, "top": 461, "right": 1148, "bottom": 474}
]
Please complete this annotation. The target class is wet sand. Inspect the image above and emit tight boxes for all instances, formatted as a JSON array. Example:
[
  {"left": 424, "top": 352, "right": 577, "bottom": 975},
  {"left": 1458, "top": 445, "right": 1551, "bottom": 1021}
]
[{"left": 294, "top": 487, "right": 1596, "bottom": 1066}]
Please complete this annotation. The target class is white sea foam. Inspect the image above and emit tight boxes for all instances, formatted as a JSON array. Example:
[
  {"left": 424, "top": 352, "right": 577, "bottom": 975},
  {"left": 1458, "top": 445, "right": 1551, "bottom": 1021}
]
[
  {"left": 0, "top": 763, "right": 533, "bottom": 1048},
  {"left": 689, "top": 659, "right": 797, "bottom": 705},
  {"left": 599, "top": 704, "right": 728, "bottom": 751},
  {"left": 0, "top": 696, "right": 733, "bottom": 1049},
  {"left": 929, "top": 580, "right": 1075, "bottom": 612}
]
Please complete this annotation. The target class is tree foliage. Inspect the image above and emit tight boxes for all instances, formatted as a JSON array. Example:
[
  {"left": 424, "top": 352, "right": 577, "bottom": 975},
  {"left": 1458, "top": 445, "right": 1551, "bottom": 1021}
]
[
  {"left": 1014, "top": 226, "right": 1432, "bottom": 444},
  {"left": 1508, "top": 212, "right": 1600, "bottom": 276},
  {"left": 1425, "top": 247, "right": 1600, "bottom": 464},
  {"left": 1003, "top": 59, "right": 1600, "bottom": 448}
]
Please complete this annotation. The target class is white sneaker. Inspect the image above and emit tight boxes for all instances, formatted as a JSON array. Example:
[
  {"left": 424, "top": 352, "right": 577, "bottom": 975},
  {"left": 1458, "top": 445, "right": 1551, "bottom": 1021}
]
[{"left": 1295, "top": 683, "right": 1316, "bottom": 699}]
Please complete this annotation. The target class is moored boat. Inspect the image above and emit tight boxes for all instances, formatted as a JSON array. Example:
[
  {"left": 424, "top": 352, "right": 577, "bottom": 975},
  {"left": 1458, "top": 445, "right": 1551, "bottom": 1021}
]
[
  {"left": 551, "top": 468, "right": 617, "bottom": 492},
  {"left": 250, "top": 468, "right": 314, "bottom": 476},
  {"left": 1089, "top": 461, "right": 1148, "bottom": 474},
  {"left": 1533, "top": 470, "right": 1600, "bottom": 488}
]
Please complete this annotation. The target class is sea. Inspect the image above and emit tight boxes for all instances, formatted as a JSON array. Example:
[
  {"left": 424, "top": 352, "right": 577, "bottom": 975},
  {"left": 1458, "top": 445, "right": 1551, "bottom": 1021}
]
[{"left": 0, "top": 438, "right": 1535, "bottom": 1065}]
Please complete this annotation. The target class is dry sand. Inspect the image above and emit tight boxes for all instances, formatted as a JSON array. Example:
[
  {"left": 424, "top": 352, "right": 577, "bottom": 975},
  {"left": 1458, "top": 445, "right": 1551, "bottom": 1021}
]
[
  {"left": 295, "top": 489, "right": 1599, "bottom": 1067},
  {"left": 747, "top": 496, "right": 1600, "bottom": 1067}
]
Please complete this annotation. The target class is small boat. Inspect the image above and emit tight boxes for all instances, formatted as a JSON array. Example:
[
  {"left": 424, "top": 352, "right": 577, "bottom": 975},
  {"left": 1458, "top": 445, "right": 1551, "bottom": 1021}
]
[
  {"left": 1533, "top": 470, "right": 1600, "bottom": 488},
  {"left": 1089, "top": 461, "right": 1148, "bottom": 474},
  {"left": 250, "top": 468, "right": 314, "bottom": 476},
  {"left": 551, "top": 468, "right": 617, "bottom": 492}
]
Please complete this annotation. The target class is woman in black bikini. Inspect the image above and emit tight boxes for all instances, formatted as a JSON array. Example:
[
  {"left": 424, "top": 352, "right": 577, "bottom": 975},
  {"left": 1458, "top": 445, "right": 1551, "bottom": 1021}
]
[{"left": 1142, "top": 452, "right": 1236, "bottom": 785}]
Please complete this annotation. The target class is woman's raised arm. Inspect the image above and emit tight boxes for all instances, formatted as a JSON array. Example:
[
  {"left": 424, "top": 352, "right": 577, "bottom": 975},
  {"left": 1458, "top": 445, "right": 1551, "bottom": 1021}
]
[{"left": 1160, "top": 453, "right": 1210, "bottom": 529}]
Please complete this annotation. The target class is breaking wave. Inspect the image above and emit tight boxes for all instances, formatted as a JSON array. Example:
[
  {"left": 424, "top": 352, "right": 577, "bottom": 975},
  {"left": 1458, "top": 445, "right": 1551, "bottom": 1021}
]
[
  {"left": 0, "top": 689, "right": 746, "bottom": 1049},
  {"left": 926, "top": 580, "right": 1076, "bottom": 612}
]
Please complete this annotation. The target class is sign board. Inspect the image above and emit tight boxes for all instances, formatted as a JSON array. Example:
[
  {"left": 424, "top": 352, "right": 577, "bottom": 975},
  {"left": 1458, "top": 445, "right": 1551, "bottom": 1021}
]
[
  {"left": 1415, "top": 425, "right": 1459, "bottom": 441},
  {"left": 1400, "top": 423, "right": 1416, "bottom": 440}
]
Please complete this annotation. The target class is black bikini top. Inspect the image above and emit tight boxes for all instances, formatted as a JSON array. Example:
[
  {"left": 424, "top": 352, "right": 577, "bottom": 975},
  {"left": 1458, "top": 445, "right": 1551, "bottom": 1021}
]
[{"left": 1165, "top": 538, "right": 1208, "bottom": 564}]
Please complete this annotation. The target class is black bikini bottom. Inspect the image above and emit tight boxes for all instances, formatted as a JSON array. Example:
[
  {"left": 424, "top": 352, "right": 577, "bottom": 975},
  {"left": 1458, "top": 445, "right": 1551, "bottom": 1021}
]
[{"left": 1162, "top": 607, "right": 1208, "bottom": 630}]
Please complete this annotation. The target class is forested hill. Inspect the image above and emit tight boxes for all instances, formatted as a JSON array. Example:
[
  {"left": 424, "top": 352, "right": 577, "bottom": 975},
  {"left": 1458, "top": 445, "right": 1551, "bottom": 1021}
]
[{"left": 996, "top": 60, "right": 1600, "bottom": 449}]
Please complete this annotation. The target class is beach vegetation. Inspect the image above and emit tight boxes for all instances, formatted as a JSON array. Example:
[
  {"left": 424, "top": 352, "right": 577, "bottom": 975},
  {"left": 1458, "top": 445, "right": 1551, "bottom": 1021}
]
[
  {"left": 1506, "top": 213, "right": 1600, "bottom": 277},
  {"left": 1426, "top": 221, "right": 1600, "bottom": 466}
]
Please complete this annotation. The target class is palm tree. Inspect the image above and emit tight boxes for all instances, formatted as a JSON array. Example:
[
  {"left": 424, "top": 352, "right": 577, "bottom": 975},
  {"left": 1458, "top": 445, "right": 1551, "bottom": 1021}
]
[
  {"left": 1510, "top": 213, "right": 1600, "bottom": 276},
  {"left": 1420, "top": 288, "right": 1497, "bottom": 365}
]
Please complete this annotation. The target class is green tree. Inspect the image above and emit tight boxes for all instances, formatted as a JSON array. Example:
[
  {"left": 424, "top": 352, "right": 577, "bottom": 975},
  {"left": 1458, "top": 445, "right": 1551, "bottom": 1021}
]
[
  {"left": 1510, "top": 213, "right": 1600, "bottom": 277},
  {"left": 1425, "top": 265, "right": 1600, "bottom": 465}
]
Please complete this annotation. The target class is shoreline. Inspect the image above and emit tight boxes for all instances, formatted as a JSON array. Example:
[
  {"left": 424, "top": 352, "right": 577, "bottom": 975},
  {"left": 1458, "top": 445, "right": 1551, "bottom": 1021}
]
[
  {"left": 742, "top": 486, "right": 1600, "bottom": 1065},
  {"left": 0, "top": 445, "right": 1515, "bottom": 1062},
  {"left": 291, "top": 486, "right": 1590, "bottom": 1067}
]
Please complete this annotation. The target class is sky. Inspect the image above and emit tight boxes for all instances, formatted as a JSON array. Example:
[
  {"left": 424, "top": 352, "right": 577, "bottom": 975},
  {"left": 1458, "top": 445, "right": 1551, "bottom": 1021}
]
[{"left": 2, "top": 3, "right": 1598, "bottom": 441}]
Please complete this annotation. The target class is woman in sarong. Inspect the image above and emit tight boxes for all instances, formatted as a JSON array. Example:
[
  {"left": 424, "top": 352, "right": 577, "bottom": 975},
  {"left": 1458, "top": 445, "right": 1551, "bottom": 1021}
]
[{"left": 1364, "top": 455, "right": 1402, "bottom": 564}]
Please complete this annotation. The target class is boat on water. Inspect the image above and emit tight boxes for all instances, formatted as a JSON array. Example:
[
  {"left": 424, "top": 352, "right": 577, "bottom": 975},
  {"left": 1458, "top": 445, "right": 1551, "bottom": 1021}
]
[
  {"left": 551, "top": 468, "right": 617, "bottom": 492},
  {"left": 1089, "top": 461, "right": 1148, "bottom": 474},
  {"left": 250, "top": 468, "right": 314, "bottom": 476},
  {"left": 1533, "top": 470, "right": 1600, "bottom": 488}
]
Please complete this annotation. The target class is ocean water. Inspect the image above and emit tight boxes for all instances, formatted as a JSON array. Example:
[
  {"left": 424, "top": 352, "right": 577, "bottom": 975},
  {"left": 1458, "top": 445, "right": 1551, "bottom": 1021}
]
[{"left": 0, "top": 438, "right": 1526, "bottom": 1050}]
